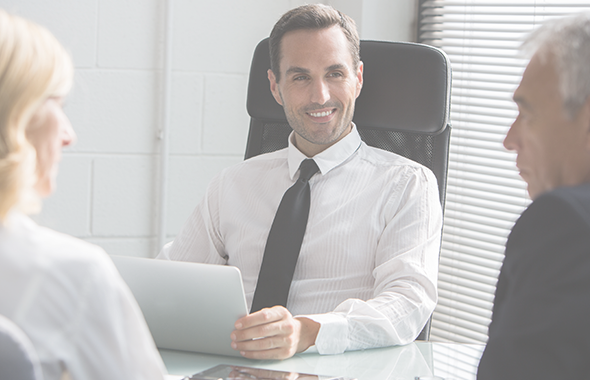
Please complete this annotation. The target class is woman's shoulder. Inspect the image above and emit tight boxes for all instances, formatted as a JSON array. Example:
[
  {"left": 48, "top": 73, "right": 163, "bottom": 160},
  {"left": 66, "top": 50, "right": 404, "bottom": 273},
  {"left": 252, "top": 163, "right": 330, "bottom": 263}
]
[{"left": 1, "top": 213, "right": 113, "bottom": 280}]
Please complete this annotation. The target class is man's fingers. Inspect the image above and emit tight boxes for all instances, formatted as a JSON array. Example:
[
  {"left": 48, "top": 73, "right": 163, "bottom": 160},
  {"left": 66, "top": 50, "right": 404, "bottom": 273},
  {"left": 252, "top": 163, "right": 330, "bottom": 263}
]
[
  {"left": 232, "top": 335, "right": 275, "bottom": 351},
  {"left": 232, "top": 332, "right": 296, "bottom": 351},
  {"left": 231, "top": 317, "right": 295, "bottom": 342},
  {"left": 235, "top": 306, "right": 289, "bottom": 330},
  {"left": 239, "top": 349, "right": 289, "bottom": 360},
  {"left": 229, "top": 306, "right": 310, "bottom": 360}
]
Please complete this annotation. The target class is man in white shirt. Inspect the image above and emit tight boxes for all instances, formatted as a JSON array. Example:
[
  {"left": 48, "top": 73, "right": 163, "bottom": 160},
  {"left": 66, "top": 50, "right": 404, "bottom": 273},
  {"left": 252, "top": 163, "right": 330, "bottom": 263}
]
[{"left": 158, "top": 4, "right": 442, "bottom": 359}]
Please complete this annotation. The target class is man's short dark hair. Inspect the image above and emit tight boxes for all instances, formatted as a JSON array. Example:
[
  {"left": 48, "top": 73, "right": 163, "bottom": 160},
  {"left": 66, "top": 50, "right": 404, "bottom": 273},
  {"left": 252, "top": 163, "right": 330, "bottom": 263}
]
[{"left": 269, "top": 4, "right": 360, "bottom": 83}]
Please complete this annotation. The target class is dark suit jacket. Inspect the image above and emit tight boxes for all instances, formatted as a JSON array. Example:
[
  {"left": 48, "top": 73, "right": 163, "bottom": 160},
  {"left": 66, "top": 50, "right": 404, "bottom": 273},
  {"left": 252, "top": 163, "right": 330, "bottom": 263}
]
[{"left": 477, "top": 183, "right": 590, "bottom": 379}]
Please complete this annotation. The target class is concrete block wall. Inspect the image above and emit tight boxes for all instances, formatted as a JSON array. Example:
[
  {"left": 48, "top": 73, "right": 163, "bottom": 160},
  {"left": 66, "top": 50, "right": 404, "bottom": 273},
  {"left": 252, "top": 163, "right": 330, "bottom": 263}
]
[{"left": 2, "top": 0, "right": 416, "bottom": 258}]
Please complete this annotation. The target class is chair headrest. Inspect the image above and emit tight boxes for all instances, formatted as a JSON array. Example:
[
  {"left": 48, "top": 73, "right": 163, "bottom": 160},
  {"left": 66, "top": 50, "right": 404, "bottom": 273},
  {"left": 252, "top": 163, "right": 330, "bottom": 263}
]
[{"left": 246, "top": 38, "right": 451, "bottom": 134}]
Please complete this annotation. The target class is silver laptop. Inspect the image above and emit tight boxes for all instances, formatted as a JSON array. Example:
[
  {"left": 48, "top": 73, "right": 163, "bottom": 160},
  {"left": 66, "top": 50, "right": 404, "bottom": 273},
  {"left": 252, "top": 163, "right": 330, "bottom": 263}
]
[{"left": 110, "top": 255, "right": 248, "bottom": 357}]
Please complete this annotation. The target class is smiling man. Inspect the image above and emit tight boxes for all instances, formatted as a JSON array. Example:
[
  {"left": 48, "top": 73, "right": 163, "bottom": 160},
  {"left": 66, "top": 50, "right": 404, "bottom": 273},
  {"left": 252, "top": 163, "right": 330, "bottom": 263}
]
[
  {"left": 159, "top": 4, "right": 441, "bottom": 360},
  {"left": 267, "top": 26, "right": 362, "bottom": 157},
  {"left": 477, "top": 12, "right": 590, "bottom": 380}
]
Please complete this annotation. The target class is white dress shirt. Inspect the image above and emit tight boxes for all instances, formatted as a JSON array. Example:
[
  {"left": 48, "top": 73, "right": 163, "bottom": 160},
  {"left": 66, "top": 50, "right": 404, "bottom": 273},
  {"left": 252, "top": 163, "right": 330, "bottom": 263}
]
[
  {"left": 0, "top": 212, "right": 167, "bottom": 380},
  {"left": 159, "top": 125, "right": 442, "bottom": 354}
]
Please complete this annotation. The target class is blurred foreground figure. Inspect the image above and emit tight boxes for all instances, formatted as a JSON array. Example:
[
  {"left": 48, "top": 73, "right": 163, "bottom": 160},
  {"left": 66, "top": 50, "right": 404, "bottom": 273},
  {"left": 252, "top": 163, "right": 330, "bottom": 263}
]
[{"left": 0, "top": 9, "right": 167, "bottom": 380}]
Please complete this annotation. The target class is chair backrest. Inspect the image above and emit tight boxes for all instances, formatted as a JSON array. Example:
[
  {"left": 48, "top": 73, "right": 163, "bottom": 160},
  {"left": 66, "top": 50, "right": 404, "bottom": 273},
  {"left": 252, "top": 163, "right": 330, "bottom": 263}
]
[
  {"left": 244, "top": 38, "right": 452, "bottom": 340},
  {"left": 0, "top": 315, "right": 43, "bottom": 380},
  {"left": 245, "top": 38, "right": 451, "bottom": 207}
]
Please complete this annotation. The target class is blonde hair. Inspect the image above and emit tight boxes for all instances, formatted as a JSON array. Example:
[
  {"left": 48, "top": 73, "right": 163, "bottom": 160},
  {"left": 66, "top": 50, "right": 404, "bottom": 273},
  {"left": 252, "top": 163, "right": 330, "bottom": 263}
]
[{"left": 0, "top": 9, "right": 73, "bottom": 222}]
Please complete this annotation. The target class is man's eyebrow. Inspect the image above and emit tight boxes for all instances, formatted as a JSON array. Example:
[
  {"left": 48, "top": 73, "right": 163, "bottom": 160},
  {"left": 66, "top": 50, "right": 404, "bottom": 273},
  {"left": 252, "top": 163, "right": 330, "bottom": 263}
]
[
  {"left": 285, "top": 66, "right": 310, "bottom": 76},
  {"left": 285, "top": 64, "right": 349, "bottom": 76},
  {"left": 326, "top": 63, "right": 347, "bottom": 72}
]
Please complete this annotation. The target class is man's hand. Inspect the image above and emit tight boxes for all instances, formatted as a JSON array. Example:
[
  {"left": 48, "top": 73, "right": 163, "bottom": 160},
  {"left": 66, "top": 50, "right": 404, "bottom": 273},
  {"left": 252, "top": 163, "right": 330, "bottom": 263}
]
[{"left": 230, "top": 306, "right": 320, "bottom": 360}]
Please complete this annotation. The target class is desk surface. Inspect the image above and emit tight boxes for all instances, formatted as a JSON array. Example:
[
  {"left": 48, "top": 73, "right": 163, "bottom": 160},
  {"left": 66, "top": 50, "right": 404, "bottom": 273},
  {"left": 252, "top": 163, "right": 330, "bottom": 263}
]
[{"left": 161, "top": 342, "right": 484, "bottom": 380}]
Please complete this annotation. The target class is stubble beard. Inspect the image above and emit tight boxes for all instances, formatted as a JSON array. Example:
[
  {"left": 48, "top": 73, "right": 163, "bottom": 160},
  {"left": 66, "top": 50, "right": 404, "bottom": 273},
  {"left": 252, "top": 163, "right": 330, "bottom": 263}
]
[{"left": 281, "top": 94, "right": 355, "bottom": 146}]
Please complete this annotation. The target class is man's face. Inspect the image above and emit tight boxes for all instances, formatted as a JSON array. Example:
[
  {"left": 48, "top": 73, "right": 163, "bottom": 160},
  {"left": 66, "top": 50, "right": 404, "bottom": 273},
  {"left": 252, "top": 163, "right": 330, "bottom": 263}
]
[
  {"left": 268, "top": 26, "right": 363, "bottom": 157},
  {"left": 504, "top": 51, "right": 590, "bottom": 199}
]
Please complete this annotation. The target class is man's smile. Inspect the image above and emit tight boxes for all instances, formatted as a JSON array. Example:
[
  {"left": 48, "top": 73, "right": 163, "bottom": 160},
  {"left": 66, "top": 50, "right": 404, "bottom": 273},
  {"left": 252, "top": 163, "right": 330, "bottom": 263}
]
[
  {"left": 307, "top": 109, "right": 335, "bottom": 117},
  {"left": 306, "top": 108, "right": 337, "bottom": 123}
]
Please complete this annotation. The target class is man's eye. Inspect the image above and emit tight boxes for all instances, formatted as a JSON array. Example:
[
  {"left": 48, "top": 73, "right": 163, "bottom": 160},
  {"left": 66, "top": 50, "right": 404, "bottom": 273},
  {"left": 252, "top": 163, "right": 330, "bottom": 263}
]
[
  {"left": 329, "top": 72, "right": 343, "bottom": 78},
  {"left": 293, "top": 75, "right": 308, "bottom": 81}
]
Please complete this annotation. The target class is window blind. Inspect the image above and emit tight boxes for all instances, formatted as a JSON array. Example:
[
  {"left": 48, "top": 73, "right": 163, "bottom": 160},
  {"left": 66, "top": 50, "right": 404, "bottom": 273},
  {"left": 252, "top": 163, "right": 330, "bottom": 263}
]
[
  {"left": 431, "top": 343, "right": 484, "bottom": 379},
  {"left": 418, "top": 0, "right": 590, "bottom": 343}
]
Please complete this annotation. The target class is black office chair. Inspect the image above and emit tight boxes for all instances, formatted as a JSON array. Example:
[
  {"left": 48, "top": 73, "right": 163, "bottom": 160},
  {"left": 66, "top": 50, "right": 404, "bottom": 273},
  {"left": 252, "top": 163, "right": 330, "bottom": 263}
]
[{"left": 244, "top": 38, "right": 452, "bottom": 341}]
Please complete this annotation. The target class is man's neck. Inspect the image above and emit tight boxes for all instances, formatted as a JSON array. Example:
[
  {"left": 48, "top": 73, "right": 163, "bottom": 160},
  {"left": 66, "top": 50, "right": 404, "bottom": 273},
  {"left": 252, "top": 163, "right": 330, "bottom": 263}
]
[{"left": 292, "top": 124, "right": 353, "bottom": 157}]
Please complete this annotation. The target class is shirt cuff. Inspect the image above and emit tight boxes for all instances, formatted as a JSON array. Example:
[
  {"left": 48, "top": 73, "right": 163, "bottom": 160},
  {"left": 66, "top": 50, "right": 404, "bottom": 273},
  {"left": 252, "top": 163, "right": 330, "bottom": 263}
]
[
  {"left": 155, "top": 242, "right": 173, "bottom": 260},
  {"left": 297, "top": 313, "right": 348, "bottom": 355}
]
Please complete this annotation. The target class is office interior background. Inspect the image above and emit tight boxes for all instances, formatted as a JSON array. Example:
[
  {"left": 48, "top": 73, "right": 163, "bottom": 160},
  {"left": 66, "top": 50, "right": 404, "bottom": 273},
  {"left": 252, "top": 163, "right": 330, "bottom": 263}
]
[{"left": 3, "top": 0, "right": 589, "bottom": 345}]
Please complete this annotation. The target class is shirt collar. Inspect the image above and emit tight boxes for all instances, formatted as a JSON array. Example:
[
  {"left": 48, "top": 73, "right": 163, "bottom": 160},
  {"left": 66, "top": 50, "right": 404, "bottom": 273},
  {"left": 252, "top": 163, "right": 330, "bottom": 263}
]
[{"left": 287, "top": 123, "right": 362, "bottom": 179}]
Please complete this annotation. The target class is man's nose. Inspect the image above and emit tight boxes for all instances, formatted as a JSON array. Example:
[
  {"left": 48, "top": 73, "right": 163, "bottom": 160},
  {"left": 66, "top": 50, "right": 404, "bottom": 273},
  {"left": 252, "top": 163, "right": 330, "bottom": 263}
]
[
  {"left": 503, "top": 120, "right": 518, "bottom": 152},
  {"left": 310, "top": 79, "right": 330, "bottom": 105}
]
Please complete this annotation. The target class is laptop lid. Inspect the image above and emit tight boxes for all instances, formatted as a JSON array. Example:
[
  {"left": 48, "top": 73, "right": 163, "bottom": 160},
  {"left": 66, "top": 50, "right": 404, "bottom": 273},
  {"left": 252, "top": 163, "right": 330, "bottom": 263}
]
[{"left": 110, "top": 255, "right": 248, "bottom": 357}]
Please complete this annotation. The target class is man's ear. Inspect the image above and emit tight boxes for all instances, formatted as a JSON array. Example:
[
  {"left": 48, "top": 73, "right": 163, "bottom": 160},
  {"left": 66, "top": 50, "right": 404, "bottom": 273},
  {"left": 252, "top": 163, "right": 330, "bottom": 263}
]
[
  {"left": 355, "top": 61, "right": 364, "bottom": 99},
  {"left": 268, "top": 69, "right": 283, "bottom": 106}
]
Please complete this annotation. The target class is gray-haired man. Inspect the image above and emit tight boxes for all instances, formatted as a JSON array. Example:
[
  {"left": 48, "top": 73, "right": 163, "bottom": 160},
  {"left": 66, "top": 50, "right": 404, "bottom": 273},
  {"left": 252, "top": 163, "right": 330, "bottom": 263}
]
[{"left": 478, "top": 12, "right": 590, "bottom": 379}]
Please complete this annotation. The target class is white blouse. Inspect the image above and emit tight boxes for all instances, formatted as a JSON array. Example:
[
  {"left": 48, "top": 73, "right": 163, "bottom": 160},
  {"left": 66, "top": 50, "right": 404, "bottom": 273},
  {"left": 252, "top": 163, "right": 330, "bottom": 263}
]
[{"left": 0, "top": 212, "right": 167, "bottom": 380}]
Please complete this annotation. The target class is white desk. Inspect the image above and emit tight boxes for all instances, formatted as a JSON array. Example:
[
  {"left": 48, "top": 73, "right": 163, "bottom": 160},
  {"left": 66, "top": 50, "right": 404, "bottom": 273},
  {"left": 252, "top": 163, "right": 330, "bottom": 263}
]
[{"left": 161, "top": 342, "right": 484, "bottom": 380}]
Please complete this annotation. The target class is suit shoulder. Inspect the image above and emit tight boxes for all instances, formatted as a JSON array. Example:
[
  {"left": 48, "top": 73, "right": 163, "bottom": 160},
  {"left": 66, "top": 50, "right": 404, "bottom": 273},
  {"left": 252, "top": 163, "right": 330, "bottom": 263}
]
[
  {"left": 515, "top": 184, "right": 590, "bottom": 235},
  {"left": 541, "top": 183, "right": 590, "bottom": 228},
  {"left": 506, "top": 184, "right": 590, "bottom": 268}
]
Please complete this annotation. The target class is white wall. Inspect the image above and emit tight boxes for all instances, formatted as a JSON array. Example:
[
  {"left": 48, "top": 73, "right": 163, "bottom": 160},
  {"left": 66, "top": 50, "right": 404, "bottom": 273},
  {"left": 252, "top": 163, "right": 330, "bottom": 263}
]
[
  {"left": 1, "top": 0, "right": 416, "bottom": 258},
  {"left": 329, "top": 0, "right": 418, "bottom": 41}
]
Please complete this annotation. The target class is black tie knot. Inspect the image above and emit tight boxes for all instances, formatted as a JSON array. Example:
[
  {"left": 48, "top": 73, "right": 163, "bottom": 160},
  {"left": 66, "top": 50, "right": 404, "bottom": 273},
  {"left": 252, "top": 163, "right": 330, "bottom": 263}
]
[{"left": 298, "top": 159, "right": 319, "bottom": 183}]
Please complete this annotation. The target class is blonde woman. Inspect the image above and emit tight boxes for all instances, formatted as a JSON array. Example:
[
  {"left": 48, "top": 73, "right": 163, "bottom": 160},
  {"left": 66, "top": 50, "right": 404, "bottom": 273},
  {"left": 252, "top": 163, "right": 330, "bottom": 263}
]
[{"left": 0, "top": 9, "right": 167, "bottom": 380}]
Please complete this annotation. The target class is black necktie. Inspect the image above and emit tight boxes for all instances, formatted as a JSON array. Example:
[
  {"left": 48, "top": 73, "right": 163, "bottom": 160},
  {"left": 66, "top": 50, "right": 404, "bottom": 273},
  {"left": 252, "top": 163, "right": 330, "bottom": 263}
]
[{"left": 250, "top": 159, "right": 320, "bottom": 312}]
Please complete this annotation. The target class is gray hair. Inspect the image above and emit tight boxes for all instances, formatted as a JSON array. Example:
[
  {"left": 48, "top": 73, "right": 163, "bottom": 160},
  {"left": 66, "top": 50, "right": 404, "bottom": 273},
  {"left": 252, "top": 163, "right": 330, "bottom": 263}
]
[{"left": 522, "top": 12, "right": 590, "bottom": 119}]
